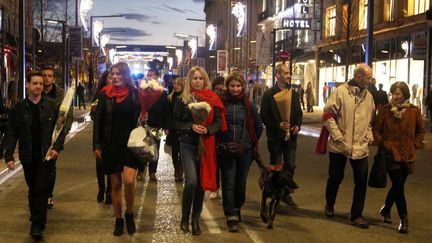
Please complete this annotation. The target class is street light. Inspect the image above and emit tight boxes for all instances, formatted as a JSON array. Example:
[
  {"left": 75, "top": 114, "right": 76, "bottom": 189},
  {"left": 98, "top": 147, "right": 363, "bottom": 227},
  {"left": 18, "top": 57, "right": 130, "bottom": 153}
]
[
  {"left": 45, "top": 18, "right": 69, "bottom": 90},
  {"left": 89, "top": 14, "right": 124, "bottom": 87}
]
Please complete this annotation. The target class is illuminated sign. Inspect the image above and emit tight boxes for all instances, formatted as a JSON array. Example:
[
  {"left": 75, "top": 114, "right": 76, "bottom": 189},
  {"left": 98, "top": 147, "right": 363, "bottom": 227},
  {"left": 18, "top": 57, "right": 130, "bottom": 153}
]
[
  {"left": 231, "top": 2, "right": 246, "bottom": 37},
  {"left": 281, "top": 18, "right": 311, "bottom": 29},
  {"left": 93, "top": 20, "right": 104, "bottom": 46},
  {"left": 79, "top": 0, "right": 94, "bottom": 31},
  {"left": 206, "top": 24, "right": 217, "bottom": 50}
]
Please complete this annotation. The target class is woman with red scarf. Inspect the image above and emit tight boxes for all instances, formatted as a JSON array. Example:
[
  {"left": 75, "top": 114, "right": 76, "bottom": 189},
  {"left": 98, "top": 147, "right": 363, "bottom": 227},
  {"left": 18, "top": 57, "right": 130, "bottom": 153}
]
[
  {"left": 218, "top": 73, "right": 263, "bottom": 232},
  {"left": 93, "top": 62, "right": 141, "bottom": 236},
  {"left": 172, "top": 66, "right": 227, "bottom": 235}
]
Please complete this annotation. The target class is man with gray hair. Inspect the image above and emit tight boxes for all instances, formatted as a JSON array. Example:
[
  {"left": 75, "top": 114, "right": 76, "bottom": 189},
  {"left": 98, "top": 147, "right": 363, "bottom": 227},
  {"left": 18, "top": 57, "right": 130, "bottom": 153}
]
[{"left": 323, "top": 64, "right": 375, "bottom": 229}]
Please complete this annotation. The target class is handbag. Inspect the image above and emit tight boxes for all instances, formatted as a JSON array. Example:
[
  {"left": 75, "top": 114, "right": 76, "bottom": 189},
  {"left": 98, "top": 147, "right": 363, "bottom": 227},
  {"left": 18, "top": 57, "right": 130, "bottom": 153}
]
[
  {"left": 368, "top": 145, "right": 387, "bottom": 188},
  {"left": 127, "top": 121, "right": 159, "bottom": 162},
  {"left": 216, "top": 105, "right": 245, "bottom": 158}
]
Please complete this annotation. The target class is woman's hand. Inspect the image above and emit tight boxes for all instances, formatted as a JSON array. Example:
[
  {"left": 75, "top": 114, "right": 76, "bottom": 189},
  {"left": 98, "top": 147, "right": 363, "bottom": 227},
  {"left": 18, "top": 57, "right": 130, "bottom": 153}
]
[
  {"left": 139, "top": 112, "right": 149, "bottom": 123},
  {"left": 192, "top": 124, "right": 208, "bottom": 135},
  {"left": 94, "top": 149, "right": 102, "bottom": 160}
]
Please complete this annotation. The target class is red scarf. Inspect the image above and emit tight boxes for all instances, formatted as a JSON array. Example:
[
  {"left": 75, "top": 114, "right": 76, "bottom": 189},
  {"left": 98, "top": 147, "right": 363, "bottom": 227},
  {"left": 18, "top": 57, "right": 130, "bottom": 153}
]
[
  {"left": 101, "top": 85, "right": 130, "bottom": 103},
  {"left": 192, "top": 88, "right": 227, "bottom": 191},
  {"left": 315, "top": 112, "right": 336, "bottom": 155}
]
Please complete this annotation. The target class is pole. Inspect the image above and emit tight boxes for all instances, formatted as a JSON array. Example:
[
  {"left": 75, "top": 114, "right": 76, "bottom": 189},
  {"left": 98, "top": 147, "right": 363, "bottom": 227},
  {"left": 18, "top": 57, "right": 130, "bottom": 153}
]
[
  {"left": 19, "top": 0, "right": 26, "bottom": 99},
  {"left": 365, "top": 0, "right": 374, "bottom": 66},
  {"left": 271, "top": 29, "right": 276, "bottom": 86},
  {"left": 75, "top": 0, "right": 79, "bottom": 106},
  {"left": 89, "top": 16, "right": 94, "bottom": 88},
  {"left": 62, "top": 23, "right": 67, "bottom": 90}
]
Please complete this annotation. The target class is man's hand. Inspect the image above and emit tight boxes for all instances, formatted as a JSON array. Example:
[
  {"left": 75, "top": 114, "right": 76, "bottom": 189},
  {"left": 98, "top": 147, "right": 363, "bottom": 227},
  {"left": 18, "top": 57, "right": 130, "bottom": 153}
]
[
  {"left": 48, "top": 149, "right": 60, "bottom": 160},
  {"left": 140, "top": 112, "right": 149, "bottom": 123},
  {"left": 164, "top": 129, "right": 169, "bottom": 136},
  {"left": 94, "top": 149, "right": 102, "bottom": 160},
  {"left": 6, "top": 161, "right": 15, "bottom": 170},
  {"left": 192, "top": 124, "right": 208, "bottom": 135},
  {"left": 279, "top": 122, "right": 290, "bottom": 132},
  {"left": 291, "top": 125, "right": 300, "bottom": 135}
]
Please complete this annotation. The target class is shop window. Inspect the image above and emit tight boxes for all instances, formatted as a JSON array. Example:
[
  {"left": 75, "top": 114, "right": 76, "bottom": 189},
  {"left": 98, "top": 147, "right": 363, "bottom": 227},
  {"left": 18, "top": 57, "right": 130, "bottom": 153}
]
[
  {"left": 407, "top": 0, "right": 429, "bottom": 16},
  {"left": 359, "top": 0, "right": 368, "bottom": 30},
  {"left": 325, "top": 5, "right": 336, "bottom": 37}
]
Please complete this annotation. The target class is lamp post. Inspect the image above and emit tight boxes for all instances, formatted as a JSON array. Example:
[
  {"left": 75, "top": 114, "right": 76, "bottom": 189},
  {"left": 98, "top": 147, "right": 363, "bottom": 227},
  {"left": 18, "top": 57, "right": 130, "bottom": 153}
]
[
  {"left": 89, "top": 15, "right": 124, "bottom": 87},
  {"left": 46, "top": 18, "right": 68, "bottom": 90}
]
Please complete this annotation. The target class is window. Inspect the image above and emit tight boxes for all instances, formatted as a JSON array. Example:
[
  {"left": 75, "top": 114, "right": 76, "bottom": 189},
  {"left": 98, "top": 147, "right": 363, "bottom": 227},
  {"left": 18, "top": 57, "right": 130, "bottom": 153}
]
[
  {"left": 359, "top": 0, "right": 368, "bottom": 30},
  {"left": 408, "top": 0, "right": 430, "bottom": 16},
  {"left": 326, "top": 5, "right": 336, "bottom": 37}
]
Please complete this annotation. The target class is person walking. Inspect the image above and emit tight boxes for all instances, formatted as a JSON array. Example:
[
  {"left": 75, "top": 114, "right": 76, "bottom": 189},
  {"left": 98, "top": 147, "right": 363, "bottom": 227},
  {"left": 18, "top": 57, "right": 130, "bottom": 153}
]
[
  {"left": 76, "top": 82, "right": 86, "bottom": 109},
  {"left": 425, "top": 89, "right": 432, "bottom": 132},
  {"left": 166, "top": 77, "right": 185, "bottom": 181},
  {"left": 93, "top": 62, "right": 141, "bottom": 236},
  {"left": 376, "top": 83, "right": 389, "bottom": 108},
  {"left": 172, "top": 66, "right": 227, "bottom": 235},
  {"left": 219, "top": 73, "right": 263, "bottom": 232},
  {"left": 90, "top": 70, "right": 112, "bottom": 204},
  {"left": 4, "top": 71, "right": 66, "bottom": 241},
  {"left": 136, "top": 68, "right": 170, "bottom": 182},
  {"left": 373, "top": 81, "right": 425, "bottom": 234},
  {"left": 323, "top": 64, "right": 375, "bottom": 229},
  {"left": 260, "top": 63, "right": 303, "bottom": 207},
  {"left": 41, "top": 66, "right": 73, "bottom": 209},
  {"left": 306, "top": 82, "right": 314, "bottom": 112}
]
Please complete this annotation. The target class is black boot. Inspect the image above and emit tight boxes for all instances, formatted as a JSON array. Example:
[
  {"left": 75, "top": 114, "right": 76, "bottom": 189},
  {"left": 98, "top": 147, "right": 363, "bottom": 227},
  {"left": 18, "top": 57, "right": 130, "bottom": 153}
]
[
  {"left": 125, "top": 212, "right": 136, "bottom": 235},
  {"left": 97, "top": 190, "right": 104, "bottom": 203},
  {"left": 105, "top": 193, "right": 112, "bottom": 205},
  {"left": 180, "top": 217, "right": 189, "bottom": 233},
  {"left": 379, "top": 205, "right": 392, "bottom": 223},
  {"left": 398, "top": 217, "right": 408, "bottom": 234},
  {"left": 113, "top": 218, "right": 124, "bottom": 236},
  {"left": 192, "top": 221, "right": 201, "bottom": 235},
  {"left": 30, "top": 223, "right": 43, "bottom": 241}
]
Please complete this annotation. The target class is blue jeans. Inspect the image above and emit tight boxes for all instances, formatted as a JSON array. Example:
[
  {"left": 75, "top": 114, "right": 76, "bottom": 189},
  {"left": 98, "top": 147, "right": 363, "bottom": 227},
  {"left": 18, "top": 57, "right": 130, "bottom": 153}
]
[
  {"left": 267, "top": 139, "right": 297, "bottom": 175},
  {"left": 220, "top": 149, "right": 253, "bottom": 221},
  {"left": 180, "top": 142, "right": 205, "bottom": 222}
]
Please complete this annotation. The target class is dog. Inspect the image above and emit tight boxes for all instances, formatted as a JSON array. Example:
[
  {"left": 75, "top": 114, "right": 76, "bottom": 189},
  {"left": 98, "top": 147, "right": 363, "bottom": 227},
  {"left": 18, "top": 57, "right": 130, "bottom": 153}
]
[{"left": 254, "top": 152, "right": 298, "bottom": 229}]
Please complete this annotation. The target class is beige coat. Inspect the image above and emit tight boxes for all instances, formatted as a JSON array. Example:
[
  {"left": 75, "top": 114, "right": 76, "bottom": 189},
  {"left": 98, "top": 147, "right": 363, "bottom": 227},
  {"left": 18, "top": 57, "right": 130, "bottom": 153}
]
[{"left": 324, "top": 82, "right": 375, "bottom": 159}]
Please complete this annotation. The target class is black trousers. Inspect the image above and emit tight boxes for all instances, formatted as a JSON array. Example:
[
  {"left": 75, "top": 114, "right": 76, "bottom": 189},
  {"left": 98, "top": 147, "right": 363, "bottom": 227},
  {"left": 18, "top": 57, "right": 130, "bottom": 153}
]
[
  {"left": 47, "top": 158, "right": 57, "bottom": 198},
  {"left": 325, "top": 152, "right": 368, "bottom": 220},
  {"left": 22, "top": 159, "right": 54, "bottom": 227},
  {"left": 96, "top": 158, "right": 111, "bottom": 193},
  {"left": 384, "top": 164, "right": 409, "bottom": 218}
]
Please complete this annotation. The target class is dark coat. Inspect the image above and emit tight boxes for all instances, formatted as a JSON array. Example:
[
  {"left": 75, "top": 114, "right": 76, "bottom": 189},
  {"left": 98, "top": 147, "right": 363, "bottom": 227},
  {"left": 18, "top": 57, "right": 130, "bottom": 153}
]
[
  {"left": 166, "top": 92, "right": 181, "bottom": 147},
  {"left": 373, "top": 103, "right": 425, "bottom": 168},
  {"left": 219, "top": 99, "right": 263, "bottom": 150},
  {"left": 93, "top": 89, "right": 140, "bottom": 151},
  {"left": 147, "top": 91, "right": 171, "bottom": 130},
  {"left": 260, "top": 85, "right": 303, "bottom": 142},
  {"left": 172, "top": 97, "right": 222, "bottom": 145},
  {"left": 3, "top": 97, "right": 66, "bottom": 164}
]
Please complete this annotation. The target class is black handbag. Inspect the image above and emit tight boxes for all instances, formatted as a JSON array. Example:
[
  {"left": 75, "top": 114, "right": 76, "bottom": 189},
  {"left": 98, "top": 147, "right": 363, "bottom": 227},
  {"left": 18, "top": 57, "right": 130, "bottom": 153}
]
[
  {"left": 216, "top": 105, "right": 245, "bottom": 158},
  {"left": 368, "top": 145, "right": 387, "bottom": 188}
]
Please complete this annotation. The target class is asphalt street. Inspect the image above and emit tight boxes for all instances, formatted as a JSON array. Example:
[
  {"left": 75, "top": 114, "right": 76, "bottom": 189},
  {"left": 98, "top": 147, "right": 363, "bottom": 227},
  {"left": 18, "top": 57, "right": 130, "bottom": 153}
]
[{"left": 0, "top": 109, "right": 431, "bottom": 242}]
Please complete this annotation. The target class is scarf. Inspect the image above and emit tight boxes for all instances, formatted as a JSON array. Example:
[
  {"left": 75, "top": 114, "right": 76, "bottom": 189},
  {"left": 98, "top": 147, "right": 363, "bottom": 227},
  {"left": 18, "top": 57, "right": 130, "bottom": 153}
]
[
  {"left": 101, "top": 85, "right": 129, "bottom": 103},
  {"left": 191, "top": 88, "right": 228, "bottom": 191},
  {"left": 390, "top": 99, "right": 410, "bottom": 119},
  {"left": 222, "top": 93, "right": 258, "bottom": 148},
  {"left": 315, "top": 112, "right": 336, "bottom": 155}
]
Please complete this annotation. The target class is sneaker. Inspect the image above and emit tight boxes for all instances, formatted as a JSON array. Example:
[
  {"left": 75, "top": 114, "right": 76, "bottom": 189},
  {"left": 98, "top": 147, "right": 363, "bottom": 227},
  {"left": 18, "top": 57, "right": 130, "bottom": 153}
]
[
  {"left": 324, "top": 204, "right": 335, "bottom": 217},
  {"left": 350, "top": 217, "right": 369, "bottom": 229},
  {"left": 149, "top": 173, "right": 158, "bottom": 182},
  {"left": 47, "top": 198, "right": 54, "bottom": 209}
]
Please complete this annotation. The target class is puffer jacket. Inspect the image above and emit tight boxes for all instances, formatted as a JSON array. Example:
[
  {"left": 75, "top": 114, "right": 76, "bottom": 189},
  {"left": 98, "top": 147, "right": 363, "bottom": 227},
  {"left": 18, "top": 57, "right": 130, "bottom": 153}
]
[
  {"left": 324, "top": 81, "right": 375, "bottom": 159},
  {"left": 372, "top": 103, "right": 425, "bottom": 164}
]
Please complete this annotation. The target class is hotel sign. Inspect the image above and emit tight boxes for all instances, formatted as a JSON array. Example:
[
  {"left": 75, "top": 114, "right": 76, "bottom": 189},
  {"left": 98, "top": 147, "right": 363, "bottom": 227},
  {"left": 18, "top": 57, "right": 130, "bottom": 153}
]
[{"left": 281, "top": 18, "right": 311, "bottom": 29}]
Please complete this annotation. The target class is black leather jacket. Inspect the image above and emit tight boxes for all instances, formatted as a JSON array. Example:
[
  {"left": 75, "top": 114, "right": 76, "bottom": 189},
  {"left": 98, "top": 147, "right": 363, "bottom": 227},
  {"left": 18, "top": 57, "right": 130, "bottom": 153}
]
[
  {"left": 3, "top": 97, "right": 66, "bottom": 164},
  {"left": 93, "top": 89, "right": 140, "bottom": 150}
]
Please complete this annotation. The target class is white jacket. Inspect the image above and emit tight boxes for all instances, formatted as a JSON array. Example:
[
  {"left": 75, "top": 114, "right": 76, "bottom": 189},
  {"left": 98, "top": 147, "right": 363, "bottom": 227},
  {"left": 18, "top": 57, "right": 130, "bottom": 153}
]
[{"left": 324, "top": 82, "right": 375, "bottom": 159}]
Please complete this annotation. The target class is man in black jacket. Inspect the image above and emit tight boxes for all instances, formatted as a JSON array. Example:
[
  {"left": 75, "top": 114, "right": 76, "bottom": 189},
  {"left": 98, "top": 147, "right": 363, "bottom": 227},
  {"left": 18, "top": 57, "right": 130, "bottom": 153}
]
[
  {"left": 41, "top": 66, "right": 72, "bottom": 208},
  {"left": 4, "top": 71, "right": 66, "bottom": 241},
  {"left": 136, "top": 69, "right": 171, "bottom": 181},
  {"left": 260, "top": 63, "right": 303, "bottom": 207}
]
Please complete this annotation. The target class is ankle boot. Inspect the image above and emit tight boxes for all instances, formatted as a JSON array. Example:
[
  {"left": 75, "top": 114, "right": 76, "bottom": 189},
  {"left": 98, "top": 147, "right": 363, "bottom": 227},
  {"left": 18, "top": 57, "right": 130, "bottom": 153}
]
[
  {"left": 97, "top": 190, "right": 104, "bottom": 203},
  {"left": 180, "top": 217, "right": 189, "bottom": 233},
  {"left": 113, "top": 218, "right": 124, "bottom": 236},
  {"left": 191, "top": 221, "right": 201, "bottom": 235},
  {"left": 105, "top": 193, "right": 112, "bottom": 205},
  {"left": 125, "top": 212, "right": 136, "bottom": 235},
  {"left": 398, "top": 217, "right": 408, "bottom": 234},
  {"left": 379, "top": 205, "right": 392, "bottom": 223}
]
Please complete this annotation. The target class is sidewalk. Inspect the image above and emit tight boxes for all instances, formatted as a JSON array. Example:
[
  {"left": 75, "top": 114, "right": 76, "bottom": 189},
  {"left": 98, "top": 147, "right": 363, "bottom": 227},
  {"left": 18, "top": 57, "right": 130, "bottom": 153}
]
[{"left": 0, "top": 106, "right": 91, "bottom": 178}]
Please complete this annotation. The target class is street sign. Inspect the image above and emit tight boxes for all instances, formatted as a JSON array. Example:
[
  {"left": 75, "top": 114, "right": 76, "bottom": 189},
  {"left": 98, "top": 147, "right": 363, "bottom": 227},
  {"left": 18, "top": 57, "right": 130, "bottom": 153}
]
[
  {"left": 280, "top": 51, "right": 290, "bottom": 61},
  {"left": 69, "top": 26, "right": 83, "bottom": 60}
]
